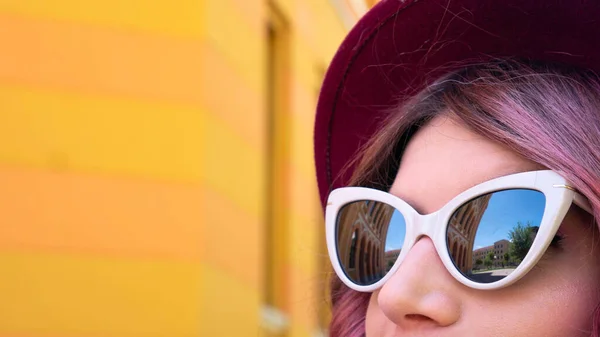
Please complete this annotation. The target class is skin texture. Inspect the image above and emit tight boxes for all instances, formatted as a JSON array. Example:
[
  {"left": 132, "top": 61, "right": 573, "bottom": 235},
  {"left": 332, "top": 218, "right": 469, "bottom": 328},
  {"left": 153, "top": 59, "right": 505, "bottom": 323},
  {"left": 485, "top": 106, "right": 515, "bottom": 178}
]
[{"left": 365, "top": 115, "right": 600, "bottom": 337}]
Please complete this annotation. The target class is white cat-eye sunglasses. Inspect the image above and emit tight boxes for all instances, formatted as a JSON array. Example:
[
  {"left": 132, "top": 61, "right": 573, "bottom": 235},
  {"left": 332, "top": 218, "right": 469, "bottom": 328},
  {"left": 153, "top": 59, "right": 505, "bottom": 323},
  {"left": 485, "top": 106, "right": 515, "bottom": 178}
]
[{"left": 326, "top": 170, "right": 592, "bottom": 292}]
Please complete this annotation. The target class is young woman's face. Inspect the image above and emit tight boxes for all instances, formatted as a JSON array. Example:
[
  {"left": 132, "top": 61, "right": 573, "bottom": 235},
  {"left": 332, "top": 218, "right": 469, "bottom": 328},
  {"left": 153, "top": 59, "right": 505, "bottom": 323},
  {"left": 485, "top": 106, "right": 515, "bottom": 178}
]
[{"left": 365, "top": 115, "right": 600, "bottom": 337}]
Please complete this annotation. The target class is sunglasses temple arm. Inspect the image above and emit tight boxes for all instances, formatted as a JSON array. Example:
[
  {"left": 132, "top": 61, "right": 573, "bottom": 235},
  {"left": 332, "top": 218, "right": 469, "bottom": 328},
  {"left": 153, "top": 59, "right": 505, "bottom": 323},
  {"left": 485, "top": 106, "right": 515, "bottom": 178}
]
[{"left": 573, "top": 192, "right": 593, "bottom": 214}]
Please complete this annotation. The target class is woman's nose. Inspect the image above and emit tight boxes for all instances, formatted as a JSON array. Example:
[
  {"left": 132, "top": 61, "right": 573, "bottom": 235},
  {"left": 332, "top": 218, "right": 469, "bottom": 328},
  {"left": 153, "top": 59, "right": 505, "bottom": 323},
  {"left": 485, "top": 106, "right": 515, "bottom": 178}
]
[{"left": 376, "top": 237, "right": 462, "bottom": 329}]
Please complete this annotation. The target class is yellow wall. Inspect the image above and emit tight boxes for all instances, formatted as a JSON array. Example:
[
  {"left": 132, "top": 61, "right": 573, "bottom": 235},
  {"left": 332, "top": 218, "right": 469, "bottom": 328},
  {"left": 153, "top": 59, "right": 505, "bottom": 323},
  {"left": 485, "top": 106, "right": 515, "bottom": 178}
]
[{"left": 0, "top": 1, "right": 357, "bottom": 336}]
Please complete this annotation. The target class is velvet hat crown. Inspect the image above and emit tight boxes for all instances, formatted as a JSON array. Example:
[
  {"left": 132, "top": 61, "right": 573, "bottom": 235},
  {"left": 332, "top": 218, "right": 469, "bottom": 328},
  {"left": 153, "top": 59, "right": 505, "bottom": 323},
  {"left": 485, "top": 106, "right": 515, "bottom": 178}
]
[{"left": 314, "top": 0, "right": 600, "bottom": 206}]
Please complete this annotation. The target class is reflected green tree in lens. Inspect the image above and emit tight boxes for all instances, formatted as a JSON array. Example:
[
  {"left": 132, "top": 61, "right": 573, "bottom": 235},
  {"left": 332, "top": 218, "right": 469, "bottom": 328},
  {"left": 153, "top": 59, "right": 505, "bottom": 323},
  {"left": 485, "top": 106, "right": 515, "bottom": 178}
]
[
  {"left": 508, "top": 221, "right": 535, "bottom": 263},
  {"left": 484, "top": 253, "right": 493, "bottom": 268}
]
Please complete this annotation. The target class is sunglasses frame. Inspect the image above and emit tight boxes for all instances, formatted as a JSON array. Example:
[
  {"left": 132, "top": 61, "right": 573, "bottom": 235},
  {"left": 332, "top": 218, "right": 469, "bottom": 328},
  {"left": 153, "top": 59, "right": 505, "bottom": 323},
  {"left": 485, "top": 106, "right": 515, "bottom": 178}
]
[{"left": 326, "top": 170, "right": 592, "bottom": 292}]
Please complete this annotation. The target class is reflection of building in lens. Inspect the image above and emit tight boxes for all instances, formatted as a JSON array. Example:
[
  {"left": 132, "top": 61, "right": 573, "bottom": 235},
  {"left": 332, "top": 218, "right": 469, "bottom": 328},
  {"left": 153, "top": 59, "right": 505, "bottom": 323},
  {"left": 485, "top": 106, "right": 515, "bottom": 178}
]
[
  {"left": 337, "top": 201, "right": 394, "bottom": 284},
  {"left": 384, "top": 249, "right": 401, "bottom": 270},
  {"left": 472, "top": 239, "right": 511, "bottom": 269},
  {"left": 447, "top": 194, "right": 491, "bottom": 273}
]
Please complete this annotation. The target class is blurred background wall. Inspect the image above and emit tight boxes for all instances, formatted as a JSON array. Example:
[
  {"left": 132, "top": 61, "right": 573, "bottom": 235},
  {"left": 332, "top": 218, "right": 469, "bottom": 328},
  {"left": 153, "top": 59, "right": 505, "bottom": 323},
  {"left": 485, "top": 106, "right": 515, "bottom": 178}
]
[{"left": 0, "top": 1, "right": 376, "bottom": 336}]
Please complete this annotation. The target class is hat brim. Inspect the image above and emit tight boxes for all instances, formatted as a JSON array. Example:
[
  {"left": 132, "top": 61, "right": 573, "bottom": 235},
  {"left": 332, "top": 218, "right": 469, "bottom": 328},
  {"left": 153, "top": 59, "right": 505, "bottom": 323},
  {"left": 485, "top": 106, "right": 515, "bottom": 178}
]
[{"left": 315, "top": 0, "right": 600, "bottom": 206}]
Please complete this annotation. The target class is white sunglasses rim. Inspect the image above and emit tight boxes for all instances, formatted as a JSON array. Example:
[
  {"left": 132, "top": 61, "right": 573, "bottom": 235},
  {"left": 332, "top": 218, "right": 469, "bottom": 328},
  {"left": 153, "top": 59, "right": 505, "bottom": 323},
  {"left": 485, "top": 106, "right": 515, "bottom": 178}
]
[{"left": 325, "top": 170, "right": 592, "bottom": 292}]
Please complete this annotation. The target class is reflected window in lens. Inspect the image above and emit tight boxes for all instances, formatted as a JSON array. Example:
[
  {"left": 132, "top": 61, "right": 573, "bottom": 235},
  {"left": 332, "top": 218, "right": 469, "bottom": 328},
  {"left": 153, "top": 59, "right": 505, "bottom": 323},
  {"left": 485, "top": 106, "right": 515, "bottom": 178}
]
[
  {"left": 447, "top": 189, "right": 545, "bottom": 283},
  {"left": 336, "top": 201, "right": 405, "bottom": 286}
]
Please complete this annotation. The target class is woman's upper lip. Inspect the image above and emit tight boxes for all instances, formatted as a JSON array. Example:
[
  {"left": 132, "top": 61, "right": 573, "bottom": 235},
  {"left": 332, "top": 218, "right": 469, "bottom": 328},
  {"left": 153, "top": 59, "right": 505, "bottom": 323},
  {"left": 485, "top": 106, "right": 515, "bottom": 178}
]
[{"left": 392, "top": 317, "right": 465, "bottom": 337}]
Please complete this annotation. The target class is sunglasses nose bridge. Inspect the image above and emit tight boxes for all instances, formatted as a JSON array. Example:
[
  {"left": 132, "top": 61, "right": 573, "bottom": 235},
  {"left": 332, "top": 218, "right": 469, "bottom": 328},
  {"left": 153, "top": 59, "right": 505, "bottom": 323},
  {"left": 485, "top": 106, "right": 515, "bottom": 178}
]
[{"left": 411, "top": 212, "right": 440, "bottom": 241}]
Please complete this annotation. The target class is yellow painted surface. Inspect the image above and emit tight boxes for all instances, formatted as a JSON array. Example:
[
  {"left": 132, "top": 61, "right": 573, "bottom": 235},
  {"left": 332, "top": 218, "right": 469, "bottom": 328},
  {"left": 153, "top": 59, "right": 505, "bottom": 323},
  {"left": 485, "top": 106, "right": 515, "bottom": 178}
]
[
  {"left": 201, "top": 42, "right": 265, "bottom": 149},
  {"left": 271, "top": 0, "right": 295, "bottom": 23},
  {"left": 288, "top": 263, "right": 323, "bottom": 331},
  {"left": 289, "top": 84, "right": 320, "bottom": 176},
  {"left": 201, "top": 263, "right": 261, "bottom": 337},
  {"left": 291, "top": 38, "right": 323, "bottom": 94},
  {"left": 204, "top": 1, "right": 265, "bottom": 93},
  {"left": 289, "top": 161, "right": 320, "bottom": 207},
  {"left": 0, "top": 0, "right": 206, "bottom": 38},
  {"left": 0, "top": 165, "right": 205, "bottom": 260},
  {"left": 289, "top": 324, "right": 314, "bottom": 337},
  {"left": 202, "top": 112, "right": 265, "bottom": 218},
  {"left": 0, "top": 252, "right": 201, "bottom": 337},
  {"left": 0, "top": 15, "right": 205, "bottom": 104},
  {"left": 228, "top": 0, "right": 265, "bottom": 32},
  {"left": 0, "top": 0, "right": 358, "bottom": 335},
  {"left": 290, "top": 75, "right": 319, "bottom": 118},
  {"left": 202, "top": 187, "right": 263, "bottom": 290},
  {"left": 288, "top": 212, "right": 321, "bottom": 276},
  {"left": 308, "top": 1, "right": 348, "bottom": 58},
  {"left": 0, "top": 85, "right": 205, "bottom": 180}
]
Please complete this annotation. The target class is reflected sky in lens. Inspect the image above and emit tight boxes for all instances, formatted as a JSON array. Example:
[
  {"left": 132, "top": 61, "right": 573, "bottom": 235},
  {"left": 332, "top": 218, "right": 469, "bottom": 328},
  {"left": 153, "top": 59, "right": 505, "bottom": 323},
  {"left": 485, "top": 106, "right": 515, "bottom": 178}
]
[
  {"left": 385, "top": 210, "right": 406, "bottom": 250},
  {"left": 384, "top": 189, "right": 545, "bottom": 250},
  {"left": 472, "top": 189, "right": 544, "bottom": 248}
]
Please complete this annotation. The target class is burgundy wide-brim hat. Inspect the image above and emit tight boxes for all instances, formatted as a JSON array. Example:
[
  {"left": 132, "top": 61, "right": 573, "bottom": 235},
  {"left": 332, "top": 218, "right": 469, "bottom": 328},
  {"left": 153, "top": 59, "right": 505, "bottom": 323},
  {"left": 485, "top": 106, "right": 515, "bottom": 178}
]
[{"left": 314, "top": 0, "right": 600, "bottom": 206}]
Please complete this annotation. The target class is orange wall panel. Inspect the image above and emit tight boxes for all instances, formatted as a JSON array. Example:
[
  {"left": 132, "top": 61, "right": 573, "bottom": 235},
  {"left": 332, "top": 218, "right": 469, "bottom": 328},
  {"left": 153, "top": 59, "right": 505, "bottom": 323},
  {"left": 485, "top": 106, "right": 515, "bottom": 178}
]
[
  {"left": 288, "top": 164, "right": 320, "bottom": 216},
  {"left": 201, "top": 264, "right": 261, "bottom": 337},
  {"left": 202, "top": 187, "right": 263, "bottom": 291},
  {"left": 0, "top": 0, "right": 352, "bottom": 334},
  {"left": 204, "top": 1, "right": 264, "bottom": 91},
  {"left": 201, "top": 43, "right": 265, "bottom": 150},
  {"left": 202, "top": 113, "right": 265, "bottom": 218},
  {"left": 0, "top": 15, "right": 204, "bottom": 104},
  {"left": 288, "top": 212, "right": 320, "bottom": 277},
  {"left": 287, "top": 263, "right": 322, "bottom": 334},
  {"left": 0, "top": 252, "right": 201, "bottom": 337},
  {"left": 0, "top": 0, "right": 206, "bottom": 38},
  {"left": 0, "top": 166, "right": 204, "bottom": 260},
  {"left": 0, "top": 86, "right": 205, "bottom": 180}
]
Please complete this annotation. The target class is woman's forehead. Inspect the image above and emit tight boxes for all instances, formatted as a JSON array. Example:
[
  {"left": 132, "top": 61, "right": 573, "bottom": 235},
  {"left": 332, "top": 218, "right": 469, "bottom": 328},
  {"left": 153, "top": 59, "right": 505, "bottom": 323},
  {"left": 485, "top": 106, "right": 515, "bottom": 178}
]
[{"left": 389, "top": 115, "right": 545, "bottom": 214}]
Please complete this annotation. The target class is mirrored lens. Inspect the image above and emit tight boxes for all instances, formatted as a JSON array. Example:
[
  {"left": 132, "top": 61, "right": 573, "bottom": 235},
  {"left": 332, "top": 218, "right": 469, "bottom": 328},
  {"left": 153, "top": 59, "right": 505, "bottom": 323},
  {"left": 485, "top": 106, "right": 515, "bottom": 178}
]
[
  {"left": 447, "top": 189, "right": 546, "bottom": 284},
  {"left": 336, "top": 200, "right": 406, "bottom": 286}
]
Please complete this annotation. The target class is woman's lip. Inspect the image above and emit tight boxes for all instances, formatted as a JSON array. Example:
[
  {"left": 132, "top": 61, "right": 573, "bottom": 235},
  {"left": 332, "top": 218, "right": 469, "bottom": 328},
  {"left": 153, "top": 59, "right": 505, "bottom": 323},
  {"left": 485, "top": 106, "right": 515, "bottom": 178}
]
[{"left": 391, "top": 316, "right": 465, "bottom": 337}]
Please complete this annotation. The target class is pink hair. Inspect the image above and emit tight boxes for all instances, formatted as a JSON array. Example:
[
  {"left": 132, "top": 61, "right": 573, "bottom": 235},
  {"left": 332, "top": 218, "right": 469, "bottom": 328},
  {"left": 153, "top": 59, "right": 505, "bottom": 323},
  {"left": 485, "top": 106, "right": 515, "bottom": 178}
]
[{"left": 329, "top": 59, "right": 600, "bottom": 336}]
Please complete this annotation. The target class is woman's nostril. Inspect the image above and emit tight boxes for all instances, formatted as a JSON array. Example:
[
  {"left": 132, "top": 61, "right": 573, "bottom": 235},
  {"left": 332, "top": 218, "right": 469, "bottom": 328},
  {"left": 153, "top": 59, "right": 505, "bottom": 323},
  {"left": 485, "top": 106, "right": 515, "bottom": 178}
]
[{"left": 405, "top": 314, "right": 434, "bottom": 322}]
